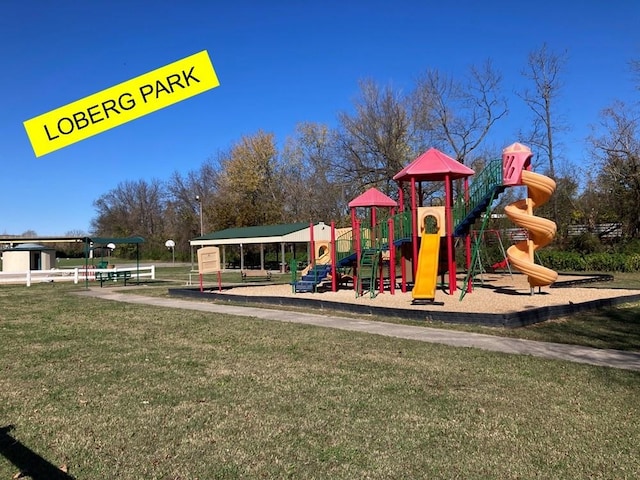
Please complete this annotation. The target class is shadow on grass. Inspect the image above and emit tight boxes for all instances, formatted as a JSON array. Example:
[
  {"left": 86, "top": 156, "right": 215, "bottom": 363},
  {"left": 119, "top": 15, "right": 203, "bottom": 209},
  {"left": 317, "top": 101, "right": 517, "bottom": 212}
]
[
  {"left": 0, "top": 425, "right": 74, "bottom": 479},
  {"left": 530, "top": 304, "right": 640, "bottom": 351}
]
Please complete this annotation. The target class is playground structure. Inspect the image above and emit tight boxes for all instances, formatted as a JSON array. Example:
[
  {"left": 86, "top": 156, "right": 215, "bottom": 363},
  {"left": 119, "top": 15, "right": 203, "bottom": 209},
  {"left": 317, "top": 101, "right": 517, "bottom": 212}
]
[{"left": 291, "top": 142, "right": 557, "bottom": 301}]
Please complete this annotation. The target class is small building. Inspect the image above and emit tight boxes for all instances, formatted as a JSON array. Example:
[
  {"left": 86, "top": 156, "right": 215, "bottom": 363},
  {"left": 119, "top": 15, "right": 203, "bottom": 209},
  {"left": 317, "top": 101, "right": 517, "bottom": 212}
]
[{"left": 1, "top": 243, "right": 57, "bottom": 272}]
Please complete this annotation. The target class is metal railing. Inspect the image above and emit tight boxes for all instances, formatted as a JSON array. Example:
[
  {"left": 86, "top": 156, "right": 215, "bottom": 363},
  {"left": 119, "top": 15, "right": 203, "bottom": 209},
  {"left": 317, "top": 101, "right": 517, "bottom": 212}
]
[{"left": 453, "top": 158, "right": 503, "bottom": 230}]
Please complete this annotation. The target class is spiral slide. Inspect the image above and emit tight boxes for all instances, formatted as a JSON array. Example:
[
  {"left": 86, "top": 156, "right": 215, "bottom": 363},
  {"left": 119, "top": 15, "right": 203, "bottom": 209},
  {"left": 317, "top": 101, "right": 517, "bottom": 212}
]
[{"left": 505, "top": 170, "right": 558, "bottom": 288}]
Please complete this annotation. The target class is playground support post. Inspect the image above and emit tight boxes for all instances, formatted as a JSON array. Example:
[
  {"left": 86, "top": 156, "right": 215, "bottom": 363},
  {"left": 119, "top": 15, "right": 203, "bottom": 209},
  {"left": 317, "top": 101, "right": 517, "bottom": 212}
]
[
  {"left": 330, "top": 221, "right": 337, "bottom": 292},
  {"left": 354, "top": 219, "right": 361, "bottom": 294},
  {"left": 526, "top": 196, "right": 535, "bottom": 295},
  {"left": 378, "top": 251, "right": 384, "bottom": 295},
  {"left": 465, "top": 234, "right": 472, "bottom": 293},
  {"left": 309, "top": 222, "right": 315, "bottom": 269},
  {"left": 389, "top": 218, "right": 395, "bottom": 295},
  {"left": 445, "top": 174, "right": 456, "bottom": 295},
  {"left": 410, "top": 178, "right": 418, "bottom": 281},
  {"left": 464, "top": 177, "right": 472, "bottom": 293}
]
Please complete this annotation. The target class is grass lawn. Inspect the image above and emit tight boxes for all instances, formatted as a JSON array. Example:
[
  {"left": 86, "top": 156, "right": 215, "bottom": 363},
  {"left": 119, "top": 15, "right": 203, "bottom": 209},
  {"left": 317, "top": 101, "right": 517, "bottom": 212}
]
[
  {"left": 132, "top": 265, "right": 640, "bottom": 352},
  {"left": 1, "top": 283, "right": 639, "bottom": 479}
]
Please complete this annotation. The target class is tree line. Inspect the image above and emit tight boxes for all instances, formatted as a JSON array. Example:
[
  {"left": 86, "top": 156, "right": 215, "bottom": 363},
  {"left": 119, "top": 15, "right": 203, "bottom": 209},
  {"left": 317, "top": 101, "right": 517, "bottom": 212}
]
[{"left": 61, "top": 44, "right": 639, "bottom": 261}]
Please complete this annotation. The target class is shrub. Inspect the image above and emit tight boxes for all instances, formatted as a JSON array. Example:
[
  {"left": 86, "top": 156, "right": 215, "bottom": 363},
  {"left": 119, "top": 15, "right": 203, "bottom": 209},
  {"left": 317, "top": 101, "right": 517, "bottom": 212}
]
[
  {"left": 566, "top": 233, "right": 604, "bottom": 254},
  {"left": 537, "top": 250, "right": 586, "bottom": 271},
  {"left": 624, "top": 254, "right": 640, "bottom": 272},
  {"left": 536, "top": 250, "right": 640, "bottom": 272}
]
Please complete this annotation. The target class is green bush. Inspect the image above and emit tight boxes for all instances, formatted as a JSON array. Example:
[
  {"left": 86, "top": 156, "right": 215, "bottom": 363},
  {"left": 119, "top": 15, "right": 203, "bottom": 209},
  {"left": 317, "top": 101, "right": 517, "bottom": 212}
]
[
  {"left": 566, "top": 233, "right": 604, "bottom": 254},
  {"left": 536, "top": 250, "right": 640, "bottom": 272},
  {"left": 617, "top": 238, "right": 640, "bottom": 255},
  {"left": 584, "top": 253, "right": 626, "bottom": 272},
  {"left": 624, "top": 254, "right": 640, "bottom": 272},
  {"left": 537, "top": 250, "right": 587, "bottom": 271}
]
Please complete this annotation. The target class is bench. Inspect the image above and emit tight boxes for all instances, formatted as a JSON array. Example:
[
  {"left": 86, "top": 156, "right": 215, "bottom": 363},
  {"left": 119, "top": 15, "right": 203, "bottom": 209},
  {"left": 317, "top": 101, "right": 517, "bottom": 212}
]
[
  {"left": 95, "top": 270, "right": 132, "bottom": 287},
  {"left": 241, "top": 270, "right": 272, "bottom": 282}
]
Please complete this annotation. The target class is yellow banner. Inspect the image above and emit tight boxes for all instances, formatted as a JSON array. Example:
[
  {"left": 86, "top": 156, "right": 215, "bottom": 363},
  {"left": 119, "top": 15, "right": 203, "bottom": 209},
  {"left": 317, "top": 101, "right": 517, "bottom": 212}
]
[{"left": 24, "top": 50, "right": 219, "bottom": 157}]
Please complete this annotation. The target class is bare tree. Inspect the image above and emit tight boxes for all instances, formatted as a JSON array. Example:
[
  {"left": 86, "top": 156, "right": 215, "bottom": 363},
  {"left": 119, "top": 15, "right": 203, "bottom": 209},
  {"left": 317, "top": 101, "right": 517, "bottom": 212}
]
[
  {"left": 589, "top": 101, "right": 640, "bottom": 238},
  {"left": 334, "top": 79, "right": 418, "bottom": 197},
  {"left": 166, "top": 157, "right": 219, "bottom": 251},
  {"left": 91, "top": 179, "right": 167, "bottom": 258},
  {"left": 281, "top": 122, "right": 348, "bottom": 223},
  {"left": 518, "top": 43, "right": 569, "bottom": 227},
  {"left": 518, "top": 44, "right": 569, "bottom": 175},
  {"left": 413, "top": 59, "right": 508, "bottom": 165},
  {"left": 52, "top": 229, "right": 89, "bottom": 258}
]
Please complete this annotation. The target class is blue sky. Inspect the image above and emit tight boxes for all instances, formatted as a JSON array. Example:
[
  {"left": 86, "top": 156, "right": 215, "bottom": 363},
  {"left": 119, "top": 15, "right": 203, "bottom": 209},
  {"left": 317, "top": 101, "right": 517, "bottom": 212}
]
[{"left": 1, "top": 0, "right": 638, "bottom": 235}]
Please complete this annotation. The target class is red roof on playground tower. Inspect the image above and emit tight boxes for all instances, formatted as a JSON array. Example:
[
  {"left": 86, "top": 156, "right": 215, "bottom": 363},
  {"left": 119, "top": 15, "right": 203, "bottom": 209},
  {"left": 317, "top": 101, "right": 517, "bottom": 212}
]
[
  {"left": 393, "top": 148, "right": 475, "bottom": 182},
  {"left": 348, "top": 187, "right": 398, "bottom": 208}
]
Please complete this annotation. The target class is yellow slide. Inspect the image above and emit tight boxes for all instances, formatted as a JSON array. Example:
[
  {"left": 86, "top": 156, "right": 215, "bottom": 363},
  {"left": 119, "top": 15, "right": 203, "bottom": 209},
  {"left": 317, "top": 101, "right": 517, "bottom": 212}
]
[
  {"left": 412, "top": 233, "right": 440, "bottom": 301},
  {"left": 505, "top": 169, "right": 558, "bottom": 288},
  {"left": 300, "top": 250, "right": 331, "bottom": 276}
]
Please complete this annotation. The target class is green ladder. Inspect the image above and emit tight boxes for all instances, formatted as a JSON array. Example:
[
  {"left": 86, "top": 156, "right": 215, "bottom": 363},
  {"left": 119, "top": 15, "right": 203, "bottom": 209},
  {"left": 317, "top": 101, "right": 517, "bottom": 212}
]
[{"left": 357, "top": 248, "right": 379, "bottom": 298}]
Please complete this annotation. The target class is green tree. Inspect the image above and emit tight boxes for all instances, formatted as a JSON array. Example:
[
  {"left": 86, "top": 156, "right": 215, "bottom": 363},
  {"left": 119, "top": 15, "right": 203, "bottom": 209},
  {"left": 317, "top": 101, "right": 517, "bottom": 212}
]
[{"left": 211, "top": 131, "right": 285, "bottom": 228}]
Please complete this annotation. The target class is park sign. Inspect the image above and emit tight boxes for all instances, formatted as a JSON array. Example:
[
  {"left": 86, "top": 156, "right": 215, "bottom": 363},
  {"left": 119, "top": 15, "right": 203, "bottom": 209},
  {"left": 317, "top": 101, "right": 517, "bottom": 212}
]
[
  {"left": 197, "top": 246, "right": 221, "bottom": 274},
  {"left": 23, "top": 50, "right": 219, "bottom": 157}
]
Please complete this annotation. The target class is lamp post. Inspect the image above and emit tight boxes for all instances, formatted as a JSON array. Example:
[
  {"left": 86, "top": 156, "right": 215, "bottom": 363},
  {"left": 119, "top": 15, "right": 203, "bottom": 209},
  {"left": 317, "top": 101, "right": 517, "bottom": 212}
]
[{"left": 195, "top": 195, "right": 204, "bottom": 236}]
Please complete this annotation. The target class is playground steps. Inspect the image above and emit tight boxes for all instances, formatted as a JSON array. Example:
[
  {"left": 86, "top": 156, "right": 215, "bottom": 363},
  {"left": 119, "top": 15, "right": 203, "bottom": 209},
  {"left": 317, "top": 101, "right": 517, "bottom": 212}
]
[
  {"left": 293, "top": 264, "right": 332, "bottom": 293},
  {"left": 454, "top": 185, "right": 506, "bottom": 237},
  {"left": 453, "top": 158, "right": 505, "bottom": 237}
]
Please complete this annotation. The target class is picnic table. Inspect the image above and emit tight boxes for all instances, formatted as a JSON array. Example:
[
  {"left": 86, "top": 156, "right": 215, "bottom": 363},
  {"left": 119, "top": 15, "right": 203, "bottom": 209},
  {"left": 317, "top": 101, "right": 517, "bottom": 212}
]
[{"left": 95, "top": 269, "right": 132, "bottom": 287}]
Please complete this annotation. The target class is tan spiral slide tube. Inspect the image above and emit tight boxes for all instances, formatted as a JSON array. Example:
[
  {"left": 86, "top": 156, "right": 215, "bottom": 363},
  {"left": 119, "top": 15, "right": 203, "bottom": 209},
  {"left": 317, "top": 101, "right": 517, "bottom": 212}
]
[{"left": 505, "top": 170, "right": 558, "bottom": 288}]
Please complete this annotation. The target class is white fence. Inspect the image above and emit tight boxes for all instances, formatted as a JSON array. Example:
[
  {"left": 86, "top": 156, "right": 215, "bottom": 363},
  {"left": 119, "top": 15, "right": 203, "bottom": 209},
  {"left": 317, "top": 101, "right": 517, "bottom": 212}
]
[
  {"left": 0, "top": 265, "right": 155, "bottom": 286},
  {"left": 567, "top": 223, "right": 623, "bottom": 238}
]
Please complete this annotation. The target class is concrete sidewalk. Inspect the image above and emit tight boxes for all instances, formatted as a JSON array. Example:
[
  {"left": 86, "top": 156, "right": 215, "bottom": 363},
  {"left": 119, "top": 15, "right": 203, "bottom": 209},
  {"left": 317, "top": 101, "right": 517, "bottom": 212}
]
[{"left": 76, "top": 288, "right": 640, "bottom": 372}]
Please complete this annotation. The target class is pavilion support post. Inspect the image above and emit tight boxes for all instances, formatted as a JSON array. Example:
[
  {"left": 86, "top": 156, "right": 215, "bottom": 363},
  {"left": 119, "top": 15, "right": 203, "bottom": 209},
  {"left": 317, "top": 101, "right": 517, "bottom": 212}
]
[{"left": 222, "top": 246, "right": 226, "bottom": 270}]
